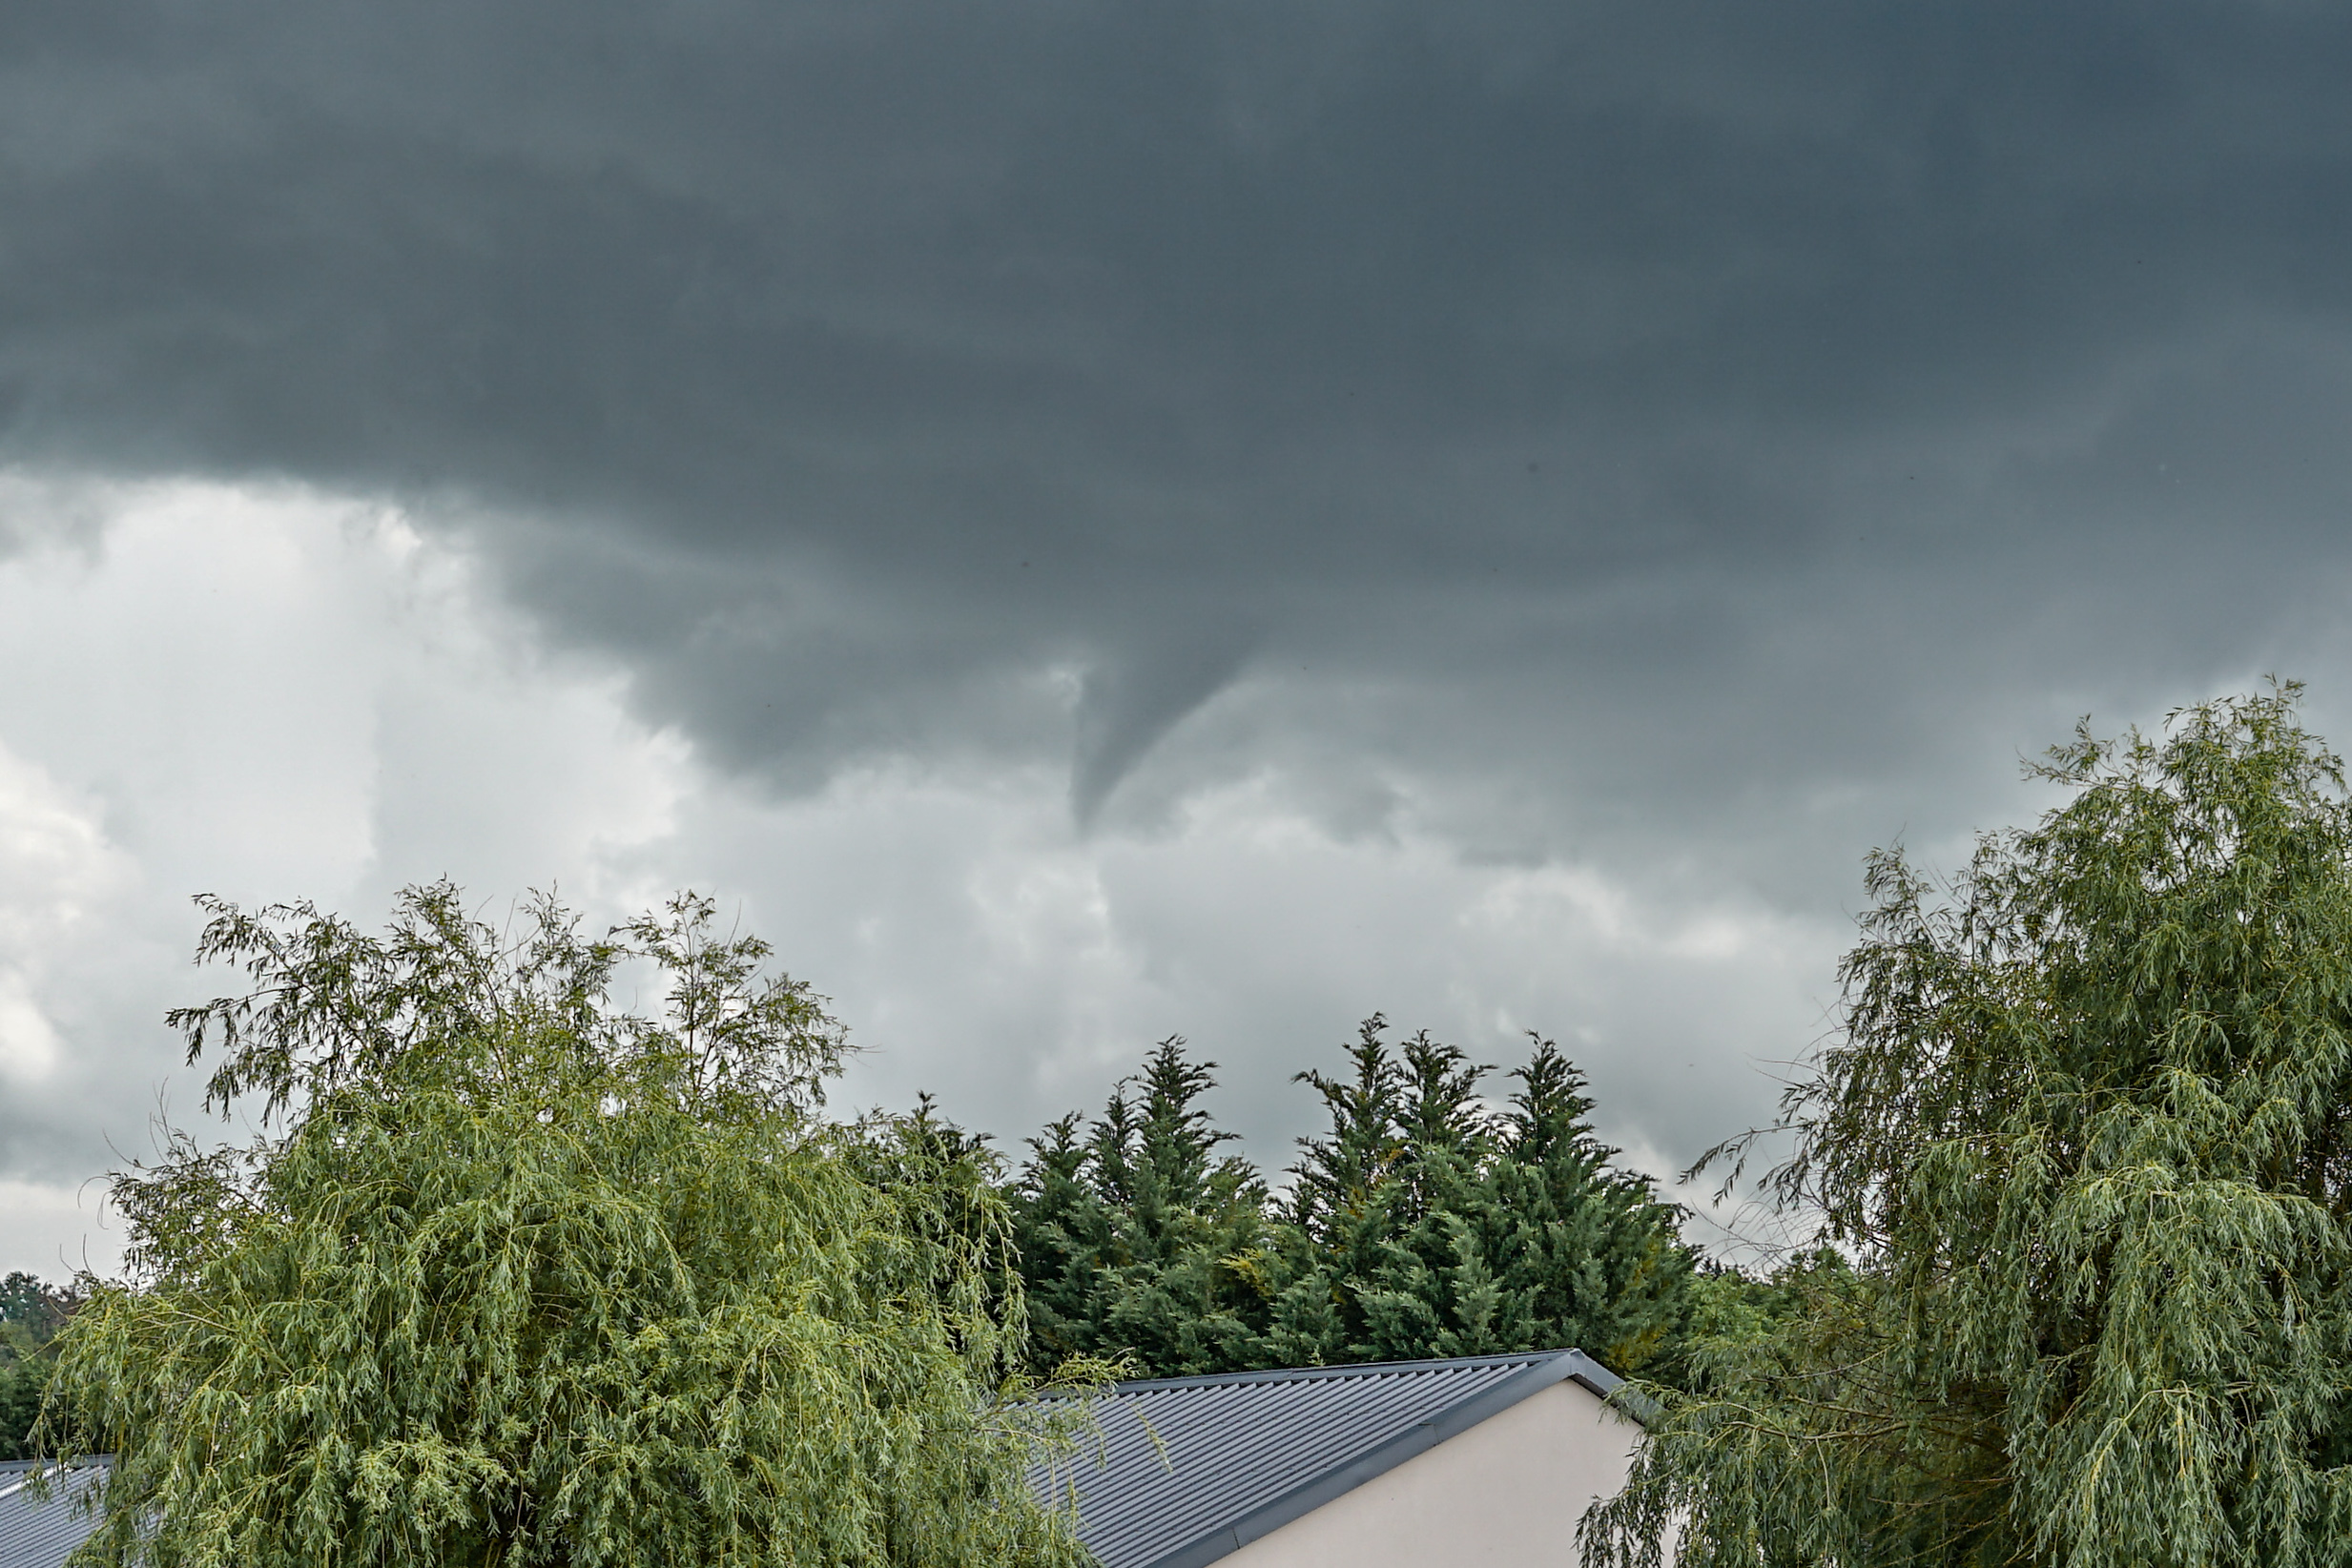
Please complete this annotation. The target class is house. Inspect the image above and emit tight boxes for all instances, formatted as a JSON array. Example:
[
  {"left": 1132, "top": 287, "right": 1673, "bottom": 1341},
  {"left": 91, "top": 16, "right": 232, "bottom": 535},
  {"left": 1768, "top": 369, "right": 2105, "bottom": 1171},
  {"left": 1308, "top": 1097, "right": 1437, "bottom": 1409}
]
[
  {"left": 0, "top": 1460, "right": 106, "bottom": 1568},
  {"left": 3, "top": 1351, "right": 1640, "bottom": 1568},
  {"left": 1038, "top": 1349, "right": 1641, "bottom": 1568}
]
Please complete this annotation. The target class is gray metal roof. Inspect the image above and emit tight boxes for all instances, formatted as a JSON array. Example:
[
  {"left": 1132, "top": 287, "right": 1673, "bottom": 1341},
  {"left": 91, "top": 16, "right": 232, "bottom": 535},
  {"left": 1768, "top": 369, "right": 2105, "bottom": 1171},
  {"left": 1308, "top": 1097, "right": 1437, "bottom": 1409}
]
[
  {"left": 1036, "top": 1350, "right": 1622, "bottom": 1568},
  {"left": 0, "top": 1461, "right": 107, "bottom": 1568}
]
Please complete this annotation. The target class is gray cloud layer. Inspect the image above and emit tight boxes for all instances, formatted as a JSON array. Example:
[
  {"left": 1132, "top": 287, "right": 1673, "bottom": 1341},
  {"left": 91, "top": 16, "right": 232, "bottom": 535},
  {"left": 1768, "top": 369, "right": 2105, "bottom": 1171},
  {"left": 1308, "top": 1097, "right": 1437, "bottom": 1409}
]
[
  {"left": 10, "top": 6, "right": 2351, "bottom": 781},
  {"left": 6, "top": 1, "right": 2352, "bottom": 1217}
]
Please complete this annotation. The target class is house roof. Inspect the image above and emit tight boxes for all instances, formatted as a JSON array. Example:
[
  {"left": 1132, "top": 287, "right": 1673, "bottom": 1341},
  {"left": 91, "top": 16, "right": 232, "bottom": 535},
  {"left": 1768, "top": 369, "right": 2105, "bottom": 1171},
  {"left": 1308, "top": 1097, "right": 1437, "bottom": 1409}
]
[
  {"left": 1037, "top": 1349, "right": 1622, "bottom": 1568},
  {"left": 0, "top": 1460, "right": 108, "bottom": 1568}
]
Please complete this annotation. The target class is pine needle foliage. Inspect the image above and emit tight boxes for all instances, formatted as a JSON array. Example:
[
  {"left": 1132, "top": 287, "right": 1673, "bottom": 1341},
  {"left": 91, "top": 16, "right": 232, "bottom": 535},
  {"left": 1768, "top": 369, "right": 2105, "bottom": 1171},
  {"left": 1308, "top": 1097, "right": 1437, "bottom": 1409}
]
[
  {"left": 45, "top": 885, "right": 1098, "bottom": 1568},
  {"left": 1262, "top": 1018, "right": 1692, "bottom": 1374},
  {"left": 1013, "top": 1022, "right": 1691, "bottom": 1379},
  {"left": 1583, "top": 685, "right": 2352, "bottom": 1568},
  {"left": 1011, "top": 1039, "right": 1273, "bottom": 1377}
]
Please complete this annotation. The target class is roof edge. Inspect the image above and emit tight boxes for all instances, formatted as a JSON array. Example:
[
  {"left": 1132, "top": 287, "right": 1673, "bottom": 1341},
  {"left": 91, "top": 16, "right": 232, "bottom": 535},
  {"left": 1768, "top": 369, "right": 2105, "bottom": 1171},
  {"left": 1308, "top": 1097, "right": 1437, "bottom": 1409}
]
[
  {"left": 1140, "top": 1349, "right": 1624, "bottom": 1568},
  {"left": 1104, "top": 1348, "right": 1589, "bottom": 1398}
]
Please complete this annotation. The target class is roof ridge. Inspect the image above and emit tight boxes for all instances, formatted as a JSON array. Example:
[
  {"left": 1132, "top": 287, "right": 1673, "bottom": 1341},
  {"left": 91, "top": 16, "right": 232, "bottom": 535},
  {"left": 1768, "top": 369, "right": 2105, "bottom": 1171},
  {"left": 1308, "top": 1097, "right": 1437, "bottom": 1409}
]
[{"left": 1104, "top": 1347, "right": 1581, "bottom": 1395}]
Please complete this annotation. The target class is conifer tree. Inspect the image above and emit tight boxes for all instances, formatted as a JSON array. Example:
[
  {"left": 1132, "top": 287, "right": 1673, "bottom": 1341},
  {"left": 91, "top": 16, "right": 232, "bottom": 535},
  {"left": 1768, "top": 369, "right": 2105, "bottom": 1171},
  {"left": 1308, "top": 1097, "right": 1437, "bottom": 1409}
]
[
  {"left": 1020, "top": 1018, "right": 1693, "bottom": 1379},
  {"left": 1477, "top": 1042, "right": 1694, "bottom": 1372},
  {"left": 1265, "top": 1020, "right": 1691, "bottom": 1372},
  {"left": 1259, "top": 1020, "right": 1494, "bottom": 1363},
  {"left": 1010, "top": 1039, "right": 1271, "bottom": 1377},
  {"left": 1585, "top": 686, "right": 2352, "bottom": 1568},
  {"left": 0, "top": 1273, "right": 77, "bottom": 1461}
]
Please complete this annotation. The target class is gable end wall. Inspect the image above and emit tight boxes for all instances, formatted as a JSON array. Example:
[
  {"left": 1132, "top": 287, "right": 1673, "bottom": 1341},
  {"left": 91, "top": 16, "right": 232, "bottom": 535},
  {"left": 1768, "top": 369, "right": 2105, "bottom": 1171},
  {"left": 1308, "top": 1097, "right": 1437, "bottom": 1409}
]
[{"left": 1214, "top": 1377, "right": 1640, "bottom": 1568}]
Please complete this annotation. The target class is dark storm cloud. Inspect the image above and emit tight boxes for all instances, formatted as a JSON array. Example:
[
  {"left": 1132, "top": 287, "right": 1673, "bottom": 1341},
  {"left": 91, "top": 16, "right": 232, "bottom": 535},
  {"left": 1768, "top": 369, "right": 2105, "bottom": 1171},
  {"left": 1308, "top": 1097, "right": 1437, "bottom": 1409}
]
[{"left": 7, "top": 0, "right": 2352, "bottom": 832}]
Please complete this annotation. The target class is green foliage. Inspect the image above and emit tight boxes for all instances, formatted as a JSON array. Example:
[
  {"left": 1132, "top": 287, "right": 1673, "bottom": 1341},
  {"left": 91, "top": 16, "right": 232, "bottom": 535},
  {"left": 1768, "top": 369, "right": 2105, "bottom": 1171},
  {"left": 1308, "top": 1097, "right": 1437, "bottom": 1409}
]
[
  {"left": 0, "top": 1271, "right": 78, "bottom": 1460},
  {"left": 1585, "top": 686, "right": 2352, "bottom": 1568},
  {"left": 47, "top": 885, "right": 1098, "bottom": 1568},
  {"left": 0, "top": 1272, "right": 79, "bottom": 1334},
  {"left": 1662, "top": 1249, "right": 1853, "bottom": 1393},
  {"left": 1013, "top": 1021, "right": 1692, "bottom": 1380},
  {"left": 1012, "top": 1039, "right": 1273, "bottom": 1376},
  {"left": 1262, "top": 1019, "right": 1693, "bottom": 1374}
]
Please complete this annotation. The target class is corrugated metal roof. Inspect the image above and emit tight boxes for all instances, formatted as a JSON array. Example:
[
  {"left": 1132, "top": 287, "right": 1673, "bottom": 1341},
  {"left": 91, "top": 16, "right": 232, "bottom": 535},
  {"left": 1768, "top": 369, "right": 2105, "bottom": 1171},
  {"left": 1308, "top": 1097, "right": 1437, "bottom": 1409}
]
[
  {"left": 1035, "top": 1350, "right": 1622, "bottom": 1568},
  {"left": 0, "top": 1460, "right": 107, "bottom": 1568}
]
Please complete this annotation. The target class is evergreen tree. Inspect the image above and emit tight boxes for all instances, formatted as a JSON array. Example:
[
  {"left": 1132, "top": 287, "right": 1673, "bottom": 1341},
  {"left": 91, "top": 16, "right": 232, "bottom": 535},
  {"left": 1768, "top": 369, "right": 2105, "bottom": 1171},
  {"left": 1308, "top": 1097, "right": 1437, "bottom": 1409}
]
[
  {"left": 46, "top": 886, "right": 1099, "bottom": 1568},
  {"left": 1265, "top": 1020, "right": 1691, "bottom": 1372},
  {"left": 1260, "top": 1020, "right": 1493, "bottom": 1363},
  {"left": 1586, "top": 686, "right": 2352, "bottom": 1568},
  {"left": 1477, "top": 1042, "right": 1695, "bottom": 1372},
  {"left": 1009, "top": 1110, "right": 1101, "bottom": 1366},
  {"left": 1011, "top": 1039, "right": 1271, "bottom": 1377},
  {"left": 1021, "top": 1017, "right": 1693, "bottom": 1378},
  {"left": 0, "top": 1272, "right": 78, "bottom": 1461}
]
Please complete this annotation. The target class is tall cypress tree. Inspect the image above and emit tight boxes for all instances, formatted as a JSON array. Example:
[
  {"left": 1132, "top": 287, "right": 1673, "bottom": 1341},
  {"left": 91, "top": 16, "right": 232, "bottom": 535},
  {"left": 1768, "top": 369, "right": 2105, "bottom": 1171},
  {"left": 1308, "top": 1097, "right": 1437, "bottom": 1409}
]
[
  {"left": 0, "top": 1273, "right": 77, "bottom": 1461},
  {"left": 1264, "top": 1020, "right": 1691, "bottom": 1372},
  {"left": 1476, "top": 1042, "right": 1694, "bottom": 1372},
  {"left": 1010, "top": 1039, "right": 1271, "bottom": 1377},
  {"left": 1016, "top": 1021, "right": 1694, "bottom": 1380},
  {"left": 1255, "top": 1017, "right": 1417, "bottom": 1366},
  {"left": 1262, "top": 1021, "right": 1494, "bottom": 1364}
]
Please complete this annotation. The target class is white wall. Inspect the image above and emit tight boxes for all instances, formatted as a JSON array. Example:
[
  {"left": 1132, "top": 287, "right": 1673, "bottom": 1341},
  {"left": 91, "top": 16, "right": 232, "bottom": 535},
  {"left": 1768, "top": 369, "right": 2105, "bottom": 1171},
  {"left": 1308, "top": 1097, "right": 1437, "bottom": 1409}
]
[{"left": 1218, "top": 1378, "right": 1640, "bottom": 1568}]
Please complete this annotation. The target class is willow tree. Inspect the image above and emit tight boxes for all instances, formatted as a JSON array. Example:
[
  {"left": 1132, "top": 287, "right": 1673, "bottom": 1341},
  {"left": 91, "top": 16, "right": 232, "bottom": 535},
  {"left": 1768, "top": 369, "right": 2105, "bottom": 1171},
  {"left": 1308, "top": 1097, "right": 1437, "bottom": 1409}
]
[
  {"left": 45, "top": 886, "right": 1097, "bottom": 1568},
  {"left": 1584, "top": 687, "right": 2352, "bottom": 1568}
]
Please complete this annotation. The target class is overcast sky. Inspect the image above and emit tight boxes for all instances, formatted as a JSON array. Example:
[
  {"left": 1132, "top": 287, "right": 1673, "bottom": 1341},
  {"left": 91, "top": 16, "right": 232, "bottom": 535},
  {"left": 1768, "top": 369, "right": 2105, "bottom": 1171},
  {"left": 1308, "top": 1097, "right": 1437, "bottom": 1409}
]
[{"left": 5, "top": 0, "right": 2352, "bottom": 1274}]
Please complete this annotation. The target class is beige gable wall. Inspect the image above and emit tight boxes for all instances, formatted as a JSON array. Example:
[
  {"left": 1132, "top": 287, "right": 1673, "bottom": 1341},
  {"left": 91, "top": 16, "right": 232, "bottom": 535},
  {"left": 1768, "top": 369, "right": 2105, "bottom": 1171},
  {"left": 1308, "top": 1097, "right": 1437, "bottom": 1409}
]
[{"left": 1217, "top": 1377, "right": 1640, "bottom": 1568}]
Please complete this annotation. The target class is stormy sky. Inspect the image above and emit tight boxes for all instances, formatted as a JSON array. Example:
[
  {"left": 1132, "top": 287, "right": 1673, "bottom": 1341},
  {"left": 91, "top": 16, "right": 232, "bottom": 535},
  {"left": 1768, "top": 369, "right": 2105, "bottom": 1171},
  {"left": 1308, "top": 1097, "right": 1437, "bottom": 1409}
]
[{"left": 5, "top": 0, "right": 2352, "bottom": 1272}]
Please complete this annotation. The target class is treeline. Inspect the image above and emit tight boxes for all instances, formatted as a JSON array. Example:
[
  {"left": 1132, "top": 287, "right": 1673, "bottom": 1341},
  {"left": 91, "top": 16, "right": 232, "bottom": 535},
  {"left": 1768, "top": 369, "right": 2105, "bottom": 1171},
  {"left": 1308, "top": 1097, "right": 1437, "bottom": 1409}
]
[
  {"left": 4, "top": 1016, "right": 1710, "bottom": 1462},
  {"left": 1005, "top": 1020, "right": 1695, "bottom": 1381},
  {"left": 4, "top": 1017, "right": 1708, "bottom": 1463}
]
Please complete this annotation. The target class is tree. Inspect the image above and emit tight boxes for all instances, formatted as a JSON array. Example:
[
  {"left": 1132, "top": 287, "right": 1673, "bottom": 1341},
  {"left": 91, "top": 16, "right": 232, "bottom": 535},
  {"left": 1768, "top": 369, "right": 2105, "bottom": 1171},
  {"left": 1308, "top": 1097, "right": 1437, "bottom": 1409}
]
[
  {"left": 1258, "top": 1019, "right": 1497, "bottom": 1364},
  {"left": 0, "top": 1272, "right": 79, "bottom": 1460},
  {"left": 46, "top": 885, "right": 1098, "bottom": 1568},
  {"left": 1476, "top": 1042, "right": 1696, "bottom": 1373},
  {"left": 1011, "top": 1039, "right": 1272, "bottom": 1377},
  {"left": 1585, "top": 686, "right": 2352, "bottom": 1568},
  {"left": 1263, "top": 1019, "right": 1692, "bottom": 1373},
  {"left": 1016, "top": 1021, "right": 1694, "bottom": 1380}
]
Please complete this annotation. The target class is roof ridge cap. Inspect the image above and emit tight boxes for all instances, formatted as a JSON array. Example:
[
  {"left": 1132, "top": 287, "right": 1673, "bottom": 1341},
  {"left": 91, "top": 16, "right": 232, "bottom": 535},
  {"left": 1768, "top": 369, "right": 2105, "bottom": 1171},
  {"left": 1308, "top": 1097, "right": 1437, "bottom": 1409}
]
[{"left": 1104, "top": 1346, "right": 1588, "bottom": 1396}]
